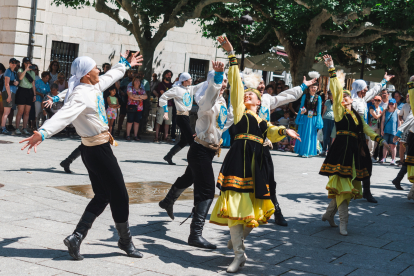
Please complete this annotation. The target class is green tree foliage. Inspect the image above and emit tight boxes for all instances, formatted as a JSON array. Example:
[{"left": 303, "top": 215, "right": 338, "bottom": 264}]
[{"left": 200, "top": 0, "right": 414, "bottom": 86}]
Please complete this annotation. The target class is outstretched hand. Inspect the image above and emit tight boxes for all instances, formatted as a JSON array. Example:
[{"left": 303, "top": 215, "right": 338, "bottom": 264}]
[
  {"left": 303, "top": 76, "right": 318, "bottom": 87},
  {"left": 212, "top": 61, "right": 225, "bottom": 72},
  {"left": 286, "top": 129, "right": 301, "bottom": 142},
  {"left": 217, "top": 36, "right": 233, "bottom": 53},
  {"left": 129, "top": 51, "right": 143, "bottom": 67},
  {"left": 323, "top": 54, "right": 334, "bottom": 68},
  {"left": 384, "top": 72, "right": 395, "bottom": 82},
  {"left": 43, "top": 95, "right": 53, "bottom": 108},
  {"left": 20, "top": 131, "right": 43, "bottom": 154},
  {"left": 163, "top": 112, "right": 169, "bottom": 121},
  {"left": 393, "top": 136, "right": 401, "bottom": 144}
]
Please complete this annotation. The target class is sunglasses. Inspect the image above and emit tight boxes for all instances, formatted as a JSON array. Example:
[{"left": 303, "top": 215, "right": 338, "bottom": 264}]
[
  {"left": 374, "top": 100, "right": 381, "bottom": 102},
  {"left": 277, "top": 87, "right": 282, "bottom": 89},
  {"left": 389, "top": 103, "right": 395, "bottom": 105}
]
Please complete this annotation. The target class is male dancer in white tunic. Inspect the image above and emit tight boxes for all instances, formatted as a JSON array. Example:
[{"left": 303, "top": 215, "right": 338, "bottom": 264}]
[
  {"left": 20, "top": 52, "right": 144, "bottom": 260},
  {"left": 159, "top": 61, "right": 232, "bottom": 249},
  {"left": 351, "top": 74, "right": 394, "bottom": 203}
]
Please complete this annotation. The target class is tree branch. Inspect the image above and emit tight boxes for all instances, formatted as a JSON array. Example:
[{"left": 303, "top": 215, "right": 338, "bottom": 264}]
[
  {"left": 321, "top": 22, "right": 396, "bottom": 38},
  {"left": 214, "top": 13, "right": 237, "bottom": 22},
  {"left": 397, "top": 35, "right": 414, "bottom": 41},
  {"left": 95, "top": 0, "right": 133, "bottom": 32},
  {"left": 170, "top": 0, "right": 189, "bottom": 18},
  {"left": 248, "top": 31, "right": 271, "bottom": 46},
  {"left": 293, "top": 0, "right": 311, "bottom": 9}
]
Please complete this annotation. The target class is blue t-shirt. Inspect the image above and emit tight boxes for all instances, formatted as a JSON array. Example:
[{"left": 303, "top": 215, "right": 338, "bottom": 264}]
[
  {"left": 3, "top": 68, "right": 18, "bottom": 94},
  {"left": 383, "top": 110, "right": 399, "bottom": 135},
  {"left": 35, "top": 79, "right": 50, "bottom": 102},
  {"left": 397, "top": 102, "right": 404, "bottom": 111},
  {"left": 322, "top": 99, "right": 334, "bottom": 120}
]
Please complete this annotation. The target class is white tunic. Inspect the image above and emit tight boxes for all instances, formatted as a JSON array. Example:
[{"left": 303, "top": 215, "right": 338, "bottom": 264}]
[
  {"left": 158, "top": 83, "right": 204, "bottom": 113},
  {"left": 195, "top": 79, "right": 234, "bottom": 145},
  {"left": 259, "top": 86, "right": 304, "bottom": 122},
  {"left": 351, "top": 80, "right": 386, "bottom": 121},
  {"left": 39, "top": 63, "right": 126, "bottom": 139},
  {"left": 397, "top": 110, "right": 414, "bottom": 136}
]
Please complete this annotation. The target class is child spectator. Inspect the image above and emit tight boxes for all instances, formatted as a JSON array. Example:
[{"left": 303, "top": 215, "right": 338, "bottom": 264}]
[{"left": 107, "top": 85, "right": 120, "bottom": 134}]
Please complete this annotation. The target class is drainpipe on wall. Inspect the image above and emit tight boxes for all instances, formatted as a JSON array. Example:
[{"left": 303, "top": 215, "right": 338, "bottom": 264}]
[{"left": 27, "top": 0, "right": 38, "bottom": 59}]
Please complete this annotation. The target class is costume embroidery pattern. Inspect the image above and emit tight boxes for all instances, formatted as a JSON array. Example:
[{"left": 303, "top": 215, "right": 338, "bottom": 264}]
[
  {"left": 216, "top": 104, "right": 228, "bottom": 130},
  {"left": 259, "top": 106, "right": 269, "bottom": 121},
  {"left": 182, "top": 92, "right": 192, "bottom": 107},
  {"left": 96, "top": 92, "right": 108, "bottom": 125},
  {"left": 336, "top": 130, "right": 357, "bottom": 138},
  {"left": 235, "top": 133, "right": 264, "bottom": 144}
]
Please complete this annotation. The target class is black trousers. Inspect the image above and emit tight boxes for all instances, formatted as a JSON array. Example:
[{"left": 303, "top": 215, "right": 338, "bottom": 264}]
[
  {"left": 81, "top": 142, "right": 129, "bottom": 223},
  {"left": 176, "top": 115, "right": 195, "bottom": 148},
  {"left": 171, "top": 104, "right": 177, "bottom": 139},
  {"left": 172, "top": 143, "right": 216, "bottom": 205}
]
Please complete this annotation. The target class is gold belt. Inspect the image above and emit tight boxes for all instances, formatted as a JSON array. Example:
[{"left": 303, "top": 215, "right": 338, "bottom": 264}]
[
  {"left": 336, "top": 130, "right": 357, "bottom": 138},
  {"left": 81, "top": 131, "right": 118, "bottom": 147},
  {"left": 177, "top": 110, "right": 189, "bottom": 116},
  {"left": 195, "top": 137, "right": 222, "bottom": 157},
  {"left": 235, "top": 133, "right": 264, "bottom": 144}
]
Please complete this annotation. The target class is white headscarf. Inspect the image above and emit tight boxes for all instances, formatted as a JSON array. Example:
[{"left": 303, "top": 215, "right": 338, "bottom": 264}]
[
  {"left": 351, "top": 79, "right": 367, "bottom": 99},
  {"left": 173, "top": 72, "right": 192, "bottom": 87},
  {"left": 64, "top": 56, "right": 96, "bottom": 102},
  {"left": 195, "top": 70, "right": 227, "bottom": 104}
]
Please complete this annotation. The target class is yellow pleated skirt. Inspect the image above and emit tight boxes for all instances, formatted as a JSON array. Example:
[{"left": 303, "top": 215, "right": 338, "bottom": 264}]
[
  {"left": 408, "top": 165, "right": 414, "bottom": 183},
  {"left": 209, "top": 190, "right": 275, "bottom": 228}
]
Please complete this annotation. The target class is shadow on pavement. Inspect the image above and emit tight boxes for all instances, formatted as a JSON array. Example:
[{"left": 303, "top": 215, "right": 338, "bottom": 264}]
[
  {"left": 4, "top": 167, "right": 87, "bottom": 175},
  {"left": 121, "top": 160, "right": 186, "bottom": 166}
]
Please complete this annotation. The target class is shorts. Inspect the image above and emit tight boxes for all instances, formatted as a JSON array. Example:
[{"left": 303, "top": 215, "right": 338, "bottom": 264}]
[
  {"left": 156, "top": 106, "right": 172, "bottom": 125},
  {"left": 15, "top": 87, "right": 34, "bottom": 106},
  {"left": 106, "top": 107, "right": 117, "bottom": 119},
  {"left": 1, "top": 91, "right": 16, "bottom": 108},
  {"left": 127, "top": 111, "right": 142, "bottom": 123},
  {"left": 383, "top": 133, "right": 395, "bottom": 145},
  {"left": 401, "top": 130, "right": 410, "bottom": 143}
]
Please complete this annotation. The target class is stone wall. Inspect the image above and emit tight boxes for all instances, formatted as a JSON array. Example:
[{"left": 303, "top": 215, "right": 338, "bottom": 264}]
[{"left": 0, "top": 0, "right": 226, "bottom": 79}]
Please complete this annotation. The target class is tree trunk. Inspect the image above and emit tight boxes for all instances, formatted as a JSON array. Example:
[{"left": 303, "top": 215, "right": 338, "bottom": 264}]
[
  {"left": 390, "top": 72, "right": 409, "bottom": 95},
  {"left": 287, "top": 49, "right": 316, "bottom": 87},
  {"left": 137, "top": 45, "right": 155, "bottom": 135}
]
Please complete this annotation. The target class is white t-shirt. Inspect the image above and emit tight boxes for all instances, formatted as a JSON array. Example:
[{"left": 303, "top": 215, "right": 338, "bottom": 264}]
[{"left": 399, "top": 103, "right": 411, "bottom": 121}]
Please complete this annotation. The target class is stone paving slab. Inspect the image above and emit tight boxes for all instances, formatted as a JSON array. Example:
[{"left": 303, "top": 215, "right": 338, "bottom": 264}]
[{"left": 1, "top": 135, "right": 414, "bottom": 275}]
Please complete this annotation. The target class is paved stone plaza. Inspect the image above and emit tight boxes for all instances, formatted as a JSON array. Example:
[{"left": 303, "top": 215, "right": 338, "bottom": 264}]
[{"left": 1, "top": 135, "right": 414, "bottom": 276}]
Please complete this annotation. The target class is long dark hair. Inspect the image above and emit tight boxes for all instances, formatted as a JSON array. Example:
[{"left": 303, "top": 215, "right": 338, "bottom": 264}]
[{"left": 48, "top": 60, "right": 60, "bottom": 73}]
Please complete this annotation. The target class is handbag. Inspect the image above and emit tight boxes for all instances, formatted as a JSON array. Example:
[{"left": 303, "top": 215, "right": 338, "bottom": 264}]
[
  {"left": 126, "top": 104, "right": 137, "bottom": 113},
  {"left": 25, "top": 72, "right": 34, "bottom": 83}
]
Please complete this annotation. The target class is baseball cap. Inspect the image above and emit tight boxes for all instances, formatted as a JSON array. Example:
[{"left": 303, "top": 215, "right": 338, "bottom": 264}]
[
  {"left": 22, "top": 57, "right": 31, "bottom": 63},
  {"left": 374, "top": 96, "right": 381, "bottom": 101},
  {"left": 9, "top": 58, "right": 18, "bottom": 64},
  {"left": 389, "top": 98, "right": 396, "bottom": 104}
]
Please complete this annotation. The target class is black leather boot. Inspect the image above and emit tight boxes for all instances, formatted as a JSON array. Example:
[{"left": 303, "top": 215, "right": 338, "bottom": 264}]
[
  {"left": 63, "top": 211, "right": 97, "bottom": 261},
  {"left": 392, "top": 164, "right": 406, "bottom": 190},
  {"left": 115, "top": 221, "right": 143, "bottom": 258},
  {"left": 271, "top": 195, "right": 288, "bottom": 226},
  {"left": 159, "top": 186, "right": 186, "bottom": 220},
  {"left": 163, "top": 145, "right": 182, "bottom": 165},
  {"left": 60, "top": 146, "right": 82, "bottom": 173},
  {"left": 188, "top": 199, "right": 216, "bottom": 249},
  {"left": 362, "top": 179, "right": 378, "bottom": 203}
]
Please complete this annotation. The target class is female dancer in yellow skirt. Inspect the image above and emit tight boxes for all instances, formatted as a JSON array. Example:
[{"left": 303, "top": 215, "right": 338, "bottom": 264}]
[
  {"left": 319, "top": 55, "right": 390, "bottom": 236},
  {"left": 210, "top": 37, "right": 314, "bottom": 273}
]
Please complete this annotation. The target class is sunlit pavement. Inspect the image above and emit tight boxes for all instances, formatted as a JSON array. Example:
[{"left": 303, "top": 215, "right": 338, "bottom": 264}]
[{"left": 1, "top": 135, "right": 413, "bottom": 275}]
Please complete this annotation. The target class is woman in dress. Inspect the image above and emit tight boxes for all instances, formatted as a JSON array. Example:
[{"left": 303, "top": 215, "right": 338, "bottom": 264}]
[
  {"left": 209, "top": 37, "right": 305, "bottom": 273},
  {"left": 126, "top": 77, "right": 147, "bottom": 141},
  {"left": 48, "top": 60, "right": 60, "bottom": 86},
  {"left": 319, "top": 55, "right": 389, "bottom": 236},
  {"left": 294, "top": 72, "right": 323, "bottom": 157}
]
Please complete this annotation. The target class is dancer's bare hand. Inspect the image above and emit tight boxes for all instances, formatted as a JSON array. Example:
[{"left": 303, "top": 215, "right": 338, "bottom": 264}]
[
  {"left": 301, "top": 108, "right": 307, "bottom": 115},
  {"left": 286, "top": 129, "right": 301, "bottom": 142},
  {"left": 20, "top": 131, "right": 43, "bottom": 154},
  {"left": 163, "top": 112, "right": 169, "bottom": 121},
  {"left": 303, "top": 76, "right": 318, "bottom": 87},
  {"left": 393, "top": 136, "right": 401, "bottom": 143},
  {"left": 323, "top": 55, "right": 334, "bottom": 68},
  {"left": 382, "top": 141, "right": 391, "bottom": 152},
  {"left": 43, "top": 96, "right": 53, "bottom": 108},
  {"left": 384, "top": 72, "right": 394, "bottom": 82},
  {"left": 129, "top": 51, "right": 143, "bottom": 67},
  {"left": 217, "top": 36, "right": 233, "bottom": 52},
  {"left": 121, "top": 50, "right": 130, "bottom": 60},
  {"left": 212, "top": 61, "right": 225, "bottom": 72}
]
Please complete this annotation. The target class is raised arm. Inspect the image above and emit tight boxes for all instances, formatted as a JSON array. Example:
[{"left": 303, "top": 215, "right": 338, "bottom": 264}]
[
  {"left": 197, "top": 63, "right": 225, "bottom": 113},
  {"left": 364, "top": 72, "right": 393, "bottom": 102},
  {"left": 323, "top": 55, "right": 345, "bottom": 122}
]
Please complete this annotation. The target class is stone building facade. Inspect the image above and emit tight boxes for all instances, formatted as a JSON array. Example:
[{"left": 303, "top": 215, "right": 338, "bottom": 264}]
[{"left": 0, "top": 0, "right": 226, "bottom": 79}]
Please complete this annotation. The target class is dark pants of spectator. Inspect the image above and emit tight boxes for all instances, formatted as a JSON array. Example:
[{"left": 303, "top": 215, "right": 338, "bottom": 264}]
[
  {"left": 322, "top": 119, "right": 335, "bottom": 152},
  {"left": 139, "top": 98, "right": 150, "bottom": 135},
  {"left": 170, "top": 142, "right": 216, "bottom": 205},
  {"left": 81, "top": 142, "right": 129, "bottom": 223},
  {"left": 171, "top": 104, "right": 177, "bottom": 139}
]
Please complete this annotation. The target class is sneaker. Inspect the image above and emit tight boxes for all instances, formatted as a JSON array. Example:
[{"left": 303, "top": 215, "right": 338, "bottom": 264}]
[
  {"left": 171, "top": 139, "right": 176, "bottom": 142},
  {"left": 371, "top": 157, "right": 377, "bottom": 163},
  {"left": 390, "top": 160, "right": 396, "bottom": 166},
  {"left": 15, "top": 128, "right": 21, "bottom": 135},
  {"left": 22, "top": 128, "right": 30, "bottom": 135},
  {"left": 1, "top": 127, "right": 11, "bottom": 135},
  {"left": 7, "top": 125, "right": 15, "bottom": 131},
  {"left": 378, "top": 158, "right": 385, "bottom": 164}
]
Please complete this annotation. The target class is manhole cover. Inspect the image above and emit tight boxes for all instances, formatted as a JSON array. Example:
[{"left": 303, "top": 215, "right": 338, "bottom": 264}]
[
  {"left": 54, "top": 181, "right": 217, "bottom": 204},
  {"left": 0, "top": 140, "right": 13, "bottom": 144}
]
